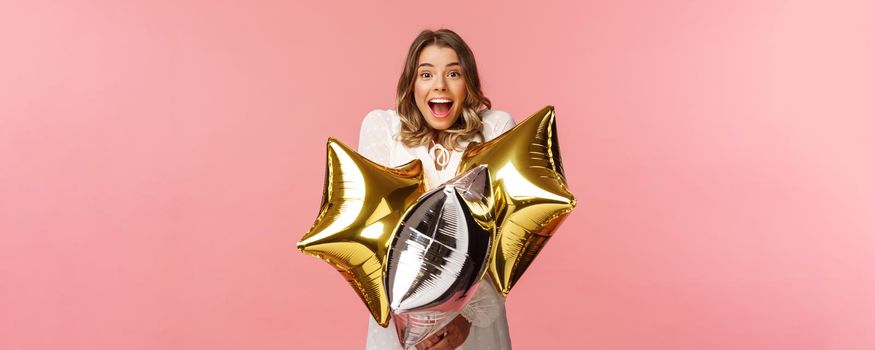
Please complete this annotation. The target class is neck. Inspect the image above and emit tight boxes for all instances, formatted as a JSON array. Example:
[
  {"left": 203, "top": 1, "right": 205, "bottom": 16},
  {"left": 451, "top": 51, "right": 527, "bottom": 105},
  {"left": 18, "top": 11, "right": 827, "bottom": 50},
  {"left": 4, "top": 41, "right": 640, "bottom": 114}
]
[{"left": 430, "top": 130, "right": 441, "bottom": 144}]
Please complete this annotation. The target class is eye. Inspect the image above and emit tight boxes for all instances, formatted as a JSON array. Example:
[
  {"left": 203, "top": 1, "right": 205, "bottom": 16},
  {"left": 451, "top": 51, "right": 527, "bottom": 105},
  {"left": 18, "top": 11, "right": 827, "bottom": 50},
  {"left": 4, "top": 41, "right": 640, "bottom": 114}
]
[
  {"left": 448, "top": 71, "right": 462, "bottom": 78},
  {"left": 419, "top": 72, "right": 432, "bottom": 78}
]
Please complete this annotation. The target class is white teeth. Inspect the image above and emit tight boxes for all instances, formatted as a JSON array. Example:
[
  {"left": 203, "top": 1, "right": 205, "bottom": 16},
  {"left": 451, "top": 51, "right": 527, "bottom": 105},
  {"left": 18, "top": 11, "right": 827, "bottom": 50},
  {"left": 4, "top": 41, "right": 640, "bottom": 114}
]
[{"left": 429, "top": 98, "right": 452, "bottom": 103}]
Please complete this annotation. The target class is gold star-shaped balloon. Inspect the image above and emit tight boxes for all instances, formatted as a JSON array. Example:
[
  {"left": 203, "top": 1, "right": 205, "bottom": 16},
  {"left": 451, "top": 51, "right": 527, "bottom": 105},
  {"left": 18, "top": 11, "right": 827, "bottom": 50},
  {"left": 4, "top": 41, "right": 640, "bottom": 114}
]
[
  {"left": 297, "top": 138, "right": 426, "bottom": 326},
  {"left": 456, "top": 106, "right": 577, "bottom": 297}
]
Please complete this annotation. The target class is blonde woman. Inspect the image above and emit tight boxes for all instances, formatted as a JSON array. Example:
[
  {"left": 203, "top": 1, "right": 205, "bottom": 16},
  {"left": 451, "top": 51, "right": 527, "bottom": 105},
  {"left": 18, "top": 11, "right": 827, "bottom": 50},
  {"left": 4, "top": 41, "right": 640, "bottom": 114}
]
[{"left": 359, "top": 29, "right": 514, "bottom": 350}]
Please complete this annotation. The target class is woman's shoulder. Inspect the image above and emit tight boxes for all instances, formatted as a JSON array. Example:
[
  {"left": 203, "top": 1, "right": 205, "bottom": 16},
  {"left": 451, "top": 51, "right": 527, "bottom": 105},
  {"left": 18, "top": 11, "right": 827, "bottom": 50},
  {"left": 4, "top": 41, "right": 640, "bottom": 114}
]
[
  {"left": 479, "top": 109, "right": 515, "bottom": 140},
  {"left": 360, "top": 109, "right": 401, "bottom": 148},
  {"left": 480, "top": 109, "right": 513, "bottom": 122},
  {"left": 480, "top": 109, "right": 514, "bottom": 127},
  {"left": 360, "top": 109, "right": 401, "bottom": 134},
  {"left": 361, "top": 108, "right": 396, "bottom": 125}
]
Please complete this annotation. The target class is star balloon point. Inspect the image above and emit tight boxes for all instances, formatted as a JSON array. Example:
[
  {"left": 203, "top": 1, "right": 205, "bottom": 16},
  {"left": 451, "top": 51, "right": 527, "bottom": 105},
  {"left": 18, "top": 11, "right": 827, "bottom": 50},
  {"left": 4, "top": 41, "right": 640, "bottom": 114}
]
[
  {"left": 457, "top": 105, "right": 577, "bottom": 297},
  {"left": 298, "top": 138, "right": 426, "bottom": 326}
]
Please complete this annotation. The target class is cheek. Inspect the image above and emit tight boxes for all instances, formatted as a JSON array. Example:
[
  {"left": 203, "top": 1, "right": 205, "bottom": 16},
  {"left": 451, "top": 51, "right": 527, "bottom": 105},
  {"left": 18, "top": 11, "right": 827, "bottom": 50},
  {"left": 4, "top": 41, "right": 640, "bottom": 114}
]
[
  {"left": 413, "top": 81, "right": 429, "bottom": 101},
  {"left": 453, "top": 82, "right": 468, "bottom": 101}
]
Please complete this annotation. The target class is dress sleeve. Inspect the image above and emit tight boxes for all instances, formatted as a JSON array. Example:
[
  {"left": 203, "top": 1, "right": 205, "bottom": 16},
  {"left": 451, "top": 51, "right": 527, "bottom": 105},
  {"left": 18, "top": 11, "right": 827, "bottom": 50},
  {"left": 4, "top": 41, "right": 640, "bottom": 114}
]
[
  {"left": 459, "top": 276, "right": 504, "bottom": 328},
  {"left": 496, "top": 112, "right": 516, "bottom": 136},
  {"left": 357, "top": 110, "right": 393, "bottom": 167},
  {"left": 485, "top": 111, "right": 516, "bottom": 141}
]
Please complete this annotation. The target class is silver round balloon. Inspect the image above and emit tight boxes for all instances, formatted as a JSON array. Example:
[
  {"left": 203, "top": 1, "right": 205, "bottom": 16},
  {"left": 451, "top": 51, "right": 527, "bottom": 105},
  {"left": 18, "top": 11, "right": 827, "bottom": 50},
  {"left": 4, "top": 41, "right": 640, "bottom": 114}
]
[{"left": 384, "top": 165, "right": 495, "bottom": 349}]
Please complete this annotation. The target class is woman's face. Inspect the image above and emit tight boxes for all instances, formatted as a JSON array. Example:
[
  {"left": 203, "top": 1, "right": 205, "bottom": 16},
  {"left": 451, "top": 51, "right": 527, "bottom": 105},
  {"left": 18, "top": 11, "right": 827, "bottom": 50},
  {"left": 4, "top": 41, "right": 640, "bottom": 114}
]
[{"left": 413, "top": 45, "right": 467, "bottom": 131}]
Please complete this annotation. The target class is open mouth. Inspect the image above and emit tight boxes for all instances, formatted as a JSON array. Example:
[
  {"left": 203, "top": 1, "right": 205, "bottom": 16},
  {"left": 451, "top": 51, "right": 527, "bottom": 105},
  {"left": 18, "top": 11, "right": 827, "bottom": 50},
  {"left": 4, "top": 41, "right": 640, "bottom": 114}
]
[{"left": 427, "top": 98, "right": 453, "bottom": 118}]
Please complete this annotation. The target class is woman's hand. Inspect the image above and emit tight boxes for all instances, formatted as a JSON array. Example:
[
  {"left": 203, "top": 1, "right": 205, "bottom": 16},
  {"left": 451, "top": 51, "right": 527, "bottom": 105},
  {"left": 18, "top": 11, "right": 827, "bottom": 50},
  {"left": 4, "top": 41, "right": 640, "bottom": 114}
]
[{"left": 415, "top": 315, "right": 472, "bottom": 350}]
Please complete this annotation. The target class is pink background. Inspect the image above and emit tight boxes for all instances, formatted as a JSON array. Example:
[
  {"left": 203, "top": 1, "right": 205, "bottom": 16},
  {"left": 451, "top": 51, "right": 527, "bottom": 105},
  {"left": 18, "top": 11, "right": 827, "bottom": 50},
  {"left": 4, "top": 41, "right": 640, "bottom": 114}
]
[{"left": 2, "top": 0, "right": 874, "bottom": 349}]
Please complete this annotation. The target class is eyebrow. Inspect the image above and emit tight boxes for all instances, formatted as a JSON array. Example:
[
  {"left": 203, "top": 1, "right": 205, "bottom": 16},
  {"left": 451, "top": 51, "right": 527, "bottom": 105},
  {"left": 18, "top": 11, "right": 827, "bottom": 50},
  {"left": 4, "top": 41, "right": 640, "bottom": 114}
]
[{"left": 417, "top": 62, "right": 461, "bottom": 68}]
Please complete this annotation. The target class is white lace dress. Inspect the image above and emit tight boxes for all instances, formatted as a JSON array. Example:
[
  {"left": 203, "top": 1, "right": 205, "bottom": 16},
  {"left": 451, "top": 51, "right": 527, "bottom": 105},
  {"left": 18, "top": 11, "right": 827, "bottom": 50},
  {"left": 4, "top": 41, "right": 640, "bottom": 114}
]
[{"left": 358, "top": 109, "right": 516, "bottom": 350}]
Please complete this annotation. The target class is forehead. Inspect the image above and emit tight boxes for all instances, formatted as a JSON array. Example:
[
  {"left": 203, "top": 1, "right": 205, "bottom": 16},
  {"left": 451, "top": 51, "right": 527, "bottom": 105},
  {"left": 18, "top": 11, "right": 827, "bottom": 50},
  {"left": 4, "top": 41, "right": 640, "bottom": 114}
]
[{"left": 417, "top": 45, "right": 460, "bottom": 67}]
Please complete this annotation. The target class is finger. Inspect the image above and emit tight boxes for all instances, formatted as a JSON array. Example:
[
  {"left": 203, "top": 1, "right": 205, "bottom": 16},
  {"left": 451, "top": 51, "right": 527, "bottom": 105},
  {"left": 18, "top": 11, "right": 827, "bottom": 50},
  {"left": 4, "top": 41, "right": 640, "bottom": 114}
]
[
  {"left": 428, "top": 337, "right": 452, "bottom": 350},
  {"left": 431, "top": 329, "right": 448, "bottom": 341},
  {"left": 416, "top": 339, "right": 433, "bottom": 350},
  {"left": 418, "top": 333, "right": 441, "bottom": 349}
]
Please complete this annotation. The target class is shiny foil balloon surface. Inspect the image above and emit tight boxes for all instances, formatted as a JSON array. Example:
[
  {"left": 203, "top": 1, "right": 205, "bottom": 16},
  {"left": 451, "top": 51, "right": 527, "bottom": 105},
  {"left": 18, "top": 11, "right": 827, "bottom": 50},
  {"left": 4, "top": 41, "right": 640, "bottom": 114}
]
[
  {"left": 297, "top": 138, "right": 426, "bottom": 327},
  {"left": 385, "top": 166, "right": 494, "bottom": 349},
  {"left": 456, "top": 106, "right": 577, "bottom": 297}
]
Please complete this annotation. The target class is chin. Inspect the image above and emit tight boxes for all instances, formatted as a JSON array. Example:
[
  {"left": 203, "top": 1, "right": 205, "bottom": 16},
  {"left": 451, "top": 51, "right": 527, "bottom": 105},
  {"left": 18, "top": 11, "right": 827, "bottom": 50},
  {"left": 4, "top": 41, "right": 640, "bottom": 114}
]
[
  {"left": 421, "top": 110, "right": 462, "bottom": 131},
  {"left": 425, "top": 117, "right": 459, "bottom": 131}
]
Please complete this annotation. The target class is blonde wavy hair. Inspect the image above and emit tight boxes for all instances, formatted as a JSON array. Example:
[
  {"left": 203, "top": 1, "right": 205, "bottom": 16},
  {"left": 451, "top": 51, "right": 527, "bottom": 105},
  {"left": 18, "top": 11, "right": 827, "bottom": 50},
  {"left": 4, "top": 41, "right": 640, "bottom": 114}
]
[{"left": 395, "top": 29, "right": 492, "bottom": 151}]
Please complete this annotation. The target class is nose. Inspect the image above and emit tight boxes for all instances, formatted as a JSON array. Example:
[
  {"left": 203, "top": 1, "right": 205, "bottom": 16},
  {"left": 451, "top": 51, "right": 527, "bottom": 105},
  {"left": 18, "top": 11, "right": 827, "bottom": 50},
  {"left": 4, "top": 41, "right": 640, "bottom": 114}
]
[{"left": 433, "top": 76, "right": 447, "bottom": 91}]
